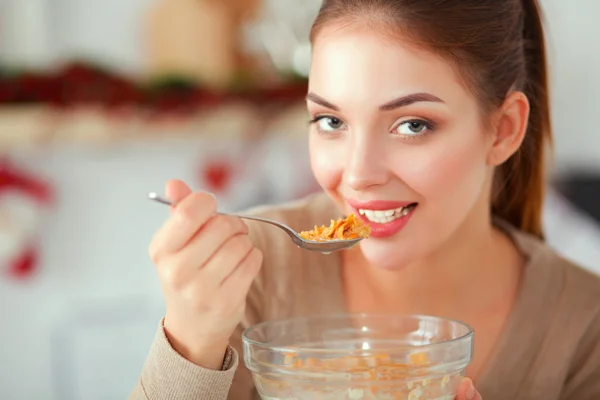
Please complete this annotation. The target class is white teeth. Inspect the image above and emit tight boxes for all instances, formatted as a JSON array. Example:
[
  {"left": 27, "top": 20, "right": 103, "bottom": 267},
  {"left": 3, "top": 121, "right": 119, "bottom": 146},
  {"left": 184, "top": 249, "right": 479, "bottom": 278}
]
[{"left": 357, "top": 204, "right": 416, "bottom": 224}]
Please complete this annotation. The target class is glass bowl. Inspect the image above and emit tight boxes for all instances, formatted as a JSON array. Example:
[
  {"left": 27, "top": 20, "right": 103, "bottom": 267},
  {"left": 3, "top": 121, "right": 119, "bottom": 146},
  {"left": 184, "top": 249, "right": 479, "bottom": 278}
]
[{"left": 242, "top": 314, "right": 474, "bottom": 400}]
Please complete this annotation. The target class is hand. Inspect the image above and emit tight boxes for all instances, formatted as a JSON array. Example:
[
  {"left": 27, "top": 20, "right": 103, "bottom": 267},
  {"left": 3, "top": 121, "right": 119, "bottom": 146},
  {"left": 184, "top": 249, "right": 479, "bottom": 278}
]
[
  {"left": 456, "top": 378, "right": 482, "bottom": 400},
  {"left": 149, "top": 180, "right": 263, "bottom": 369}
]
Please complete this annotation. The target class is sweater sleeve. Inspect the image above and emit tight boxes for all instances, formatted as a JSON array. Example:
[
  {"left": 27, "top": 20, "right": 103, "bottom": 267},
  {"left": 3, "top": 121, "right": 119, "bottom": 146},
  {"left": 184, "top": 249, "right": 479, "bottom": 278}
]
[{"left": 129, "top": 319, "right": 240, "bottom": 400}]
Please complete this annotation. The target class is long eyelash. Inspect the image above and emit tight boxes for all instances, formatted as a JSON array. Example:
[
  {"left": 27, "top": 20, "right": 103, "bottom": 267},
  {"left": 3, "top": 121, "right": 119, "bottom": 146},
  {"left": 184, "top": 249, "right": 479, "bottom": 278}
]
[
  {"left": 397, "top": 118, "right": 437, "bottom": 140},
  {"left": 408, "top": 118, "right": 436, "bottom": 131},
  {"left": 308, "top": 115, "right": 330, "bottom": 125}
]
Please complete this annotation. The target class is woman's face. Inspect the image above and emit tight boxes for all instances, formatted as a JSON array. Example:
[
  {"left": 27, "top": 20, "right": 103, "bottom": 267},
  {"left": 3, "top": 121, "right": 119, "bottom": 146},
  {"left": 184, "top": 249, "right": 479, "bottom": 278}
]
[{"left": 308, "top": 25, "right": 496, "bottom": 270}]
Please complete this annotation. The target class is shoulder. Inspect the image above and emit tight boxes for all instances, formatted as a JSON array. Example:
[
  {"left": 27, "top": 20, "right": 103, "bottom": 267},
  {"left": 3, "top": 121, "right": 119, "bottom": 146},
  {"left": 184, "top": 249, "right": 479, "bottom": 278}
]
[
  {"left": 497, "top": 218, "right": 600, "bottom": 306},
  {"left": 548, "top": 252, "right": 600, "bottom": 362},
  {"left": 548, "top": 251, "right": 600, "bottom": 332},
  {"left": 511, "top": 223, "right": 600, "bottom": 321},
  {"left": 513, "top": 224, "right": 600, "bottom": 310},
  {"left": 501, "top": 226, "right": 600, "bottom": 397},
  {"left": 556, "top": 255, "right": 600, "bottom": 398},
  {"left": 510, "top": 226, "right": 600, "bottom": 387}
]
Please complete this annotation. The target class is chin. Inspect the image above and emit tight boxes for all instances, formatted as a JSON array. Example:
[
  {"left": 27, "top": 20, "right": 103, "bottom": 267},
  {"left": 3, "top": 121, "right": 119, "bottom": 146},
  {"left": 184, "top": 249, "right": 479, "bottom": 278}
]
[{"left": 358, "top": 239, "right": 418, "bottom": 271}]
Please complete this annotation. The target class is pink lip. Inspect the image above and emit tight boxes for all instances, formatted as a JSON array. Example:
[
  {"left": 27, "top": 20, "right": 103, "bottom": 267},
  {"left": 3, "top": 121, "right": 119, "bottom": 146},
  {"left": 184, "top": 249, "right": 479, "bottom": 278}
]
[{"left": 346, "top": 199, "right": 418, "bottom": 238}]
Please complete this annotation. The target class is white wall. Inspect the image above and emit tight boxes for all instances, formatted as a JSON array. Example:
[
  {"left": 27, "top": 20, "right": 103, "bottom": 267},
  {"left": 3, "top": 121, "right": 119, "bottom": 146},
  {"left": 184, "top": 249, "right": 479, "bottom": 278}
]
[
  {"left": 541, "top": 0, "right": 600, "bottom": 173},
  {"left": 0, "top": 0, "right": 156, "bottom": 74}
]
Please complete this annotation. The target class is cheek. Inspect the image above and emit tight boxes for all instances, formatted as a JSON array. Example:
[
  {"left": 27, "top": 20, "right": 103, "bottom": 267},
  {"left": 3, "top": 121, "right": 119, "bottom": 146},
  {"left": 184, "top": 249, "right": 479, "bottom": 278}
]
[
  {"left": 309, "top": 136, "right": 344, "bottom": 191},
  {"left": 359, "top": 133, "right": 489, "bottom": 269},
  {"left": 398, "top": 133, "right": 489, "bottom": 206}
]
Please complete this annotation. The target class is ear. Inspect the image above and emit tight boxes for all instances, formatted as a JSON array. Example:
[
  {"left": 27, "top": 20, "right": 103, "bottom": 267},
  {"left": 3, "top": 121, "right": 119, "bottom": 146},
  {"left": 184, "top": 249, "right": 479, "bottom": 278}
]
[{"left": 486, "top": 91, "right": 530, "bottom": 166}]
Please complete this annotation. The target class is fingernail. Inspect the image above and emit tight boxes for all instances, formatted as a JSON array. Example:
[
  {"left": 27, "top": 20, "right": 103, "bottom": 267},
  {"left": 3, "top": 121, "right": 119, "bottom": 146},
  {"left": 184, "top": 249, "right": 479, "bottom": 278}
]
[
  {"left": 465, "top": 379, "right": 476, "bottom": 400},
  {"left": 206, "top": 192, "right": 217, "bottom": 200}
]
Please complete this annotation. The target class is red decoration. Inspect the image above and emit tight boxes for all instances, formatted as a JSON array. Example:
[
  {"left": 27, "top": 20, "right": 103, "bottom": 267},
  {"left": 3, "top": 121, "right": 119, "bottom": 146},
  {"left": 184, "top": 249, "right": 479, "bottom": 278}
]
[
  {"left": 0, "top": 159, "right": 53, "bottom": 280},
  {"left": 0, "top": 160, "right": 53, "bottom": 203},
  {"left": 8, "top": 245, "right": 38, "bottom": 280},
  {"left": 0, "top": 61, "right": 307, "bottom": 111},
  {"left": 202, "top": 160, "right": 233, "bottom": 193}
]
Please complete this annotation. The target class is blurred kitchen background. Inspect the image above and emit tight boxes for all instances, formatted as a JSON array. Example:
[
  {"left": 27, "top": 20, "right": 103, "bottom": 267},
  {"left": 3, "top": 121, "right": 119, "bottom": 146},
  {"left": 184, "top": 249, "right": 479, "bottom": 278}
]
[{"left": 0, "top": 0, "right": 599, "bottom": 399}]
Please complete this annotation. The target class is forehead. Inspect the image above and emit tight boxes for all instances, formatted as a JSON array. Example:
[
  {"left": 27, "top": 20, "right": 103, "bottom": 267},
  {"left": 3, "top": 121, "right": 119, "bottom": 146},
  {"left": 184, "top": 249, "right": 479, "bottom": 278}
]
[{"left": 309, "top": 24, "right": 467, "bottom": 105}]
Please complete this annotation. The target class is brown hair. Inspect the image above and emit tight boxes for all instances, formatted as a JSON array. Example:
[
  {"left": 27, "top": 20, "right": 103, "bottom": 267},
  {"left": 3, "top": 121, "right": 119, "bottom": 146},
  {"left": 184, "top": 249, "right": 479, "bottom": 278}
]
[{"left": 310, "top": 0, "right": 552, "bottom": 239}]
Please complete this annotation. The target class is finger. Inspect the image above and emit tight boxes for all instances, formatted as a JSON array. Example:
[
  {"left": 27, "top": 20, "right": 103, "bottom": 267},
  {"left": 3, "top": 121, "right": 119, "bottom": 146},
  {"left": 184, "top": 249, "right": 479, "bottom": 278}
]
[
  {"left": 172, "top": 215, "right": 249, "bottom": 269},
  {"left": 220, "top": 247, "right": 262, "bottom": 303},
  {"left": 456, "top": 378, "right": 481, "bottom": 400},
  {"left": 156, "top": 252, "right": 197, "bottom": 293},
  {"left": 150, "top": 192, "right": 217, "bottom": 257},
  {"left": 165, "top": 179, "right": 193, "bottom": 207},
  {"left": 200, "top": 234, "right": 255, "bottom": 285},
  {"left": 151, "top": 179, "right": 193, "bottom": 256}
]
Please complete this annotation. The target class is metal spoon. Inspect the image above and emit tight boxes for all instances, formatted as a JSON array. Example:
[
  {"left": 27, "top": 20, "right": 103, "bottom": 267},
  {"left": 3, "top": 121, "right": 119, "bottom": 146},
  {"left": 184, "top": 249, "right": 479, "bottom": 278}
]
[{"left": 148, "top": 193, "right": 364, "bottom": 254}]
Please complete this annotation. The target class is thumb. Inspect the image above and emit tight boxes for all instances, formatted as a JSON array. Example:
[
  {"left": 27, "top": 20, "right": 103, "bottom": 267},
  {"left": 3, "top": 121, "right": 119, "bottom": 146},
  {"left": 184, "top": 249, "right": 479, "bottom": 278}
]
[{"left": 165, "top": 179, "right": 193, "bottom": 206}]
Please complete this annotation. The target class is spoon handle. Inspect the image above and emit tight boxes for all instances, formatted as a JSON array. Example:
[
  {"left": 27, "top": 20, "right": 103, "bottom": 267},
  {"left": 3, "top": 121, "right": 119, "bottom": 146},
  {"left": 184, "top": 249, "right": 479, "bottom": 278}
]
[
  {"left": 148, "top": 193, "right": 173, "bottom": 206},
  {"left": 147, "top": 192, "right": 300, "bottom": 239}
]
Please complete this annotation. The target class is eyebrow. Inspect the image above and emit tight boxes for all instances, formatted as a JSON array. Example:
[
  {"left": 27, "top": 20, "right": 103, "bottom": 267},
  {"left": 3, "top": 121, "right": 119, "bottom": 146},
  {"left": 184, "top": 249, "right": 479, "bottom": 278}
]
[{"left": 306, "top": 92, "right": 444, "bottom": 111}]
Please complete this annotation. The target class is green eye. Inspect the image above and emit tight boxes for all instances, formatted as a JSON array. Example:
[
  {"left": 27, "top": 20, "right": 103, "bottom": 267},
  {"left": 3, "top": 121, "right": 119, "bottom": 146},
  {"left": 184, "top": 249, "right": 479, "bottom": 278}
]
[
  {"left": 310, "top": 116, "right": 347, "bottom": 133},
  {"left": 396, "top": 120, "right": 429, "bottom": 135},
  {"left": 318, "top": 117, "right": 345, "bottom": 131}
]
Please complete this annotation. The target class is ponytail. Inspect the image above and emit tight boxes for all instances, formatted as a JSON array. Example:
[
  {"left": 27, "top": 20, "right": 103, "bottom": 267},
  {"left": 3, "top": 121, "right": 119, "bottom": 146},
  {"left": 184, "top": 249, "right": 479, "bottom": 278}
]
[{"left": 492, "top": 0, "right": 552, "bottom": 240}]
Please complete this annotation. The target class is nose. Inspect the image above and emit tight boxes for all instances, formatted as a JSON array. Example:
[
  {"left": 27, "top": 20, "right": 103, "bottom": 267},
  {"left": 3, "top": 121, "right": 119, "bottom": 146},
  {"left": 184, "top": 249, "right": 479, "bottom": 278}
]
[{"left": 345, "top": 134, "right": 390, "bottom": 191}]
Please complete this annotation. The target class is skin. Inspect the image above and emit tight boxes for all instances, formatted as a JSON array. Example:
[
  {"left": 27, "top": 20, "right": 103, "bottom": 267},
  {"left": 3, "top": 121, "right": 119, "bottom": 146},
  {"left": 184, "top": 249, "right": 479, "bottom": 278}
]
[{"left": 150, "top": 19, "right": 529, "bottom": 400}]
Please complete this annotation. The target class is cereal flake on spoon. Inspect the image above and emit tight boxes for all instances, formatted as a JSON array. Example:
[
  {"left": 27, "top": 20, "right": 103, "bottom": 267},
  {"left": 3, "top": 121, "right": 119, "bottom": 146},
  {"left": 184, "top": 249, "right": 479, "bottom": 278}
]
[{"left": 299, "top": 214, "right": 371, "bottom": 242}]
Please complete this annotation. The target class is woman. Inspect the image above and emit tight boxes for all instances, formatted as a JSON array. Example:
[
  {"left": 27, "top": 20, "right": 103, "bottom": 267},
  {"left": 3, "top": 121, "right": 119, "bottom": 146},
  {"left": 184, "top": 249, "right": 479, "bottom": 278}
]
[{"left": 131, "top": 1, "right": 600, "bottom": 399}]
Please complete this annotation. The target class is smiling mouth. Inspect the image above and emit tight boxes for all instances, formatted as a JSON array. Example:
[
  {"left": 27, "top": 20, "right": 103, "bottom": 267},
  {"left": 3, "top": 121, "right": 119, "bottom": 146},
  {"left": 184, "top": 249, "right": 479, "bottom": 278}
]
[{"left": 357, "top": 203, "right": 418, "bottom": 224}]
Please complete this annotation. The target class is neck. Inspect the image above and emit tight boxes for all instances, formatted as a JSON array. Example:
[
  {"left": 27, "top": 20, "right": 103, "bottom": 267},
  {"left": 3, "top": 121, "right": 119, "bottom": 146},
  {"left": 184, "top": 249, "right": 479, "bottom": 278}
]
[{"left": 343, "top": 201, "right": 523, "bottom": 317}]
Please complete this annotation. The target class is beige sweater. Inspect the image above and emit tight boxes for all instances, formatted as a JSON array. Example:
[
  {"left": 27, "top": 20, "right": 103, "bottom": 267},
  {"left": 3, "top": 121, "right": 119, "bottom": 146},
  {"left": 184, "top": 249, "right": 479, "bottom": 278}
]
[{"left": 131, "top": 194, "right": 600, "bottom": 400}]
